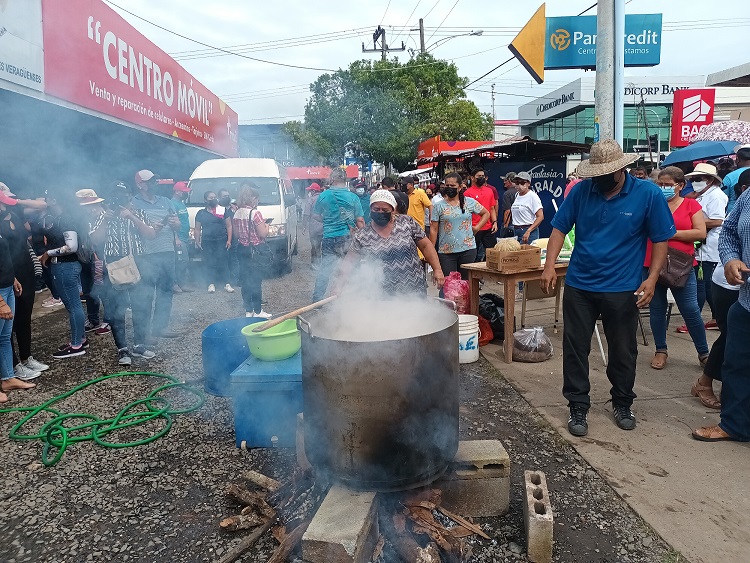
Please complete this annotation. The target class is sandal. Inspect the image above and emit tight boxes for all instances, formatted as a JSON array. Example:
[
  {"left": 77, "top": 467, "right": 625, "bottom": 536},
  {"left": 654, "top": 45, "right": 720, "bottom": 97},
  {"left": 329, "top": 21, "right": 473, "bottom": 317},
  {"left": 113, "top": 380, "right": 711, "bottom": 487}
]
[
  {"left": 691, "top": 379, "right": 721, "bottom": 409},
  {"left": 692, "top": 425, "right": 744, "bottom": 442},
  {"left": 650, "top": 351, "right": 668, "bottom": 370}
]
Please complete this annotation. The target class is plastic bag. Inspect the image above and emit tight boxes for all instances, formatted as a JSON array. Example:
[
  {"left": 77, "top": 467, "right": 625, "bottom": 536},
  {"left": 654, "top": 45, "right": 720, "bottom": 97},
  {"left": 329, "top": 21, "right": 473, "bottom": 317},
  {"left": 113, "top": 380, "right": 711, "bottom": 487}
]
[
  {"left": 443, "top": 271, "right": 470, "bottom": 314},
  {"left": 479, "top": 293, "right": 506, "bottom": 340},
  {"left": 478, "top": 316, "right": 493, "bottom": 346},
  {"left": 512, "top": 327, "right": 553, "bottom": 363}
]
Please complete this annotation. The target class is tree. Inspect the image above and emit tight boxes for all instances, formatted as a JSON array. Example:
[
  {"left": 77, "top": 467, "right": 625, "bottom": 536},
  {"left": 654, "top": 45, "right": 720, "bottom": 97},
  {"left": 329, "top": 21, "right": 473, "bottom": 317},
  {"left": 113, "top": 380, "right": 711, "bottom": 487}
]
[{"left": 284, "top": 54, "right": 493, "bottom": 171}]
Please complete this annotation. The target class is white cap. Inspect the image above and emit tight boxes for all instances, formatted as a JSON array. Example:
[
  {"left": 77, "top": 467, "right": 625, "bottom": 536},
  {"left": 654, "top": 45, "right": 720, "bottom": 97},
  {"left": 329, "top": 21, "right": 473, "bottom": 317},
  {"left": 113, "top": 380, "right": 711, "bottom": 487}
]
[{"left": 369, "top": 189, "right": 397, "bottom": 210}]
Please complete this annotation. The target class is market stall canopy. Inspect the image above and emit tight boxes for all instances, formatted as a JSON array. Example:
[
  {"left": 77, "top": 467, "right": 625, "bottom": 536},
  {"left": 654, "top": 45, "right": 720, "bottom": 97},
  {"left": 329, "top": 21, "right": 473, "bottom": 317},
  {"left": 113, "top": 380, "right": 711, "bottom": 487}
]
[
  {"left": 285, "top": 165, "right": 359, "bottom": 180},
  {"left": 416, "top": 136, "right": 590, "bottom": 164},
  {"left": 662, "top": 140, "right": 738, "bottom": 166}
]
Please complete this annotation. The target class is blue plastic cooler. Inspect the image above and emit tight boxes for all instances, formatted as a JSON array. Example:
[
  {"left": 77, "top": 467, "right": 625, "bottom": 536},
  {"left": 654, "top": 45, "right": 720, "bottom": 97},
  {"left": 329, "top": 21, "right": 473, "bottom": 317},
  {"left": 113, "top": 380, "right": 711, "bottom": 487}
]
[
  {"left": 230, "top": 351, "right": 302, "bottom": 448},
  {"left": 202, "top": 317, "right": 263, "bottom": 396}
]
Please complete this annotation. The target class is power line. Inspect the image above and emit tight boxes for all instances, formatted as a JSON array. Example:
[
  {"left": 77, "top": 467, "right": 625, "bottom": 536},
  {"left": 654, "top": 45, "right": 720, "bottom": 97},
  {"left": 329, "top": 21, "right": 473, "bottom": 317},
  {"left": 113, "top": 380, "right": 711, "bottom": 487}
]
[
  {"left": 391, "top": 0, "right": 423, "bottom": 43},
  {"left": 380, "top": 0, "right": 393, "bottom": 26},
  {"left": 425, "top": 0, "right": 461, "bottom": 45},
  {"left": 423, "top": 0, "right": 442, "bottom": 20},
  {"left": 466, "top": 56, "right": 514, "bottom": 87},
  {"left": 103, "top": 0, "right": 337, "bottom": 72}
]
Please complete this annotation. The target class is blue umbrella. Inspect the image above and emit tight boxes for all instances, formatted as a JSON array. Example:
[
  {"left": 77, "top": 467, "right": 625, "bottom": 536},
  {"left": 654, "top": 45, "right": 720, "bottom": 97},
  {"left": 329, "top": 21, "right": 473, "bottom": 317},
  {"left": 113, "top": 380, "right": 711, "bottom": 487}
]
[{"left": 663, "top": 140, "right": 738, "bottom": 166}]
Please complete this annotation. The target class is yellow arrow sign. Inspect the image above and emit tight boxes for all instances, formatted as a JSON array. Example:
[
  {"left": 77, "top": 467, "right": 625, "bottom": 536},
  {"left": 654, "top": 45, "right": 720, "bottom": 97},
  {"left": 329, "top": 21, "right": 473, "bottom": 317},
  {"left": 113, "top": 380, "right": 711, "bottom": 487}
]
[{"left": 508, "top": 3, "right": 546, "bottom": 84}]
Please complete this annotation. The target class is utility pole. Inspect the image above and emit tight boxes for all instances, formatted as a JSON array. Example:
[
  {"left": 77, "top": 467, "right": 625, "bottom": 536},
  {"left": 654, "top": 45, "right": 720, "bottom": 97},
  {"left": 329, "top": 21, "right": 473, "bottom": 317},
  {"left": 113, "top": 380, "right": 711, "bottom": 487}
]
[
  {"left": 640, "top": 93, "right": 654, "bottom": 164},
  {"left": 419, "top": 18, "right": 426, "bottom": 53},
  {"left": 362, "top": 26, "right": 406, "bottom": 61},
  {"left": 594, "top": 0, "right": 624, "bottom": 144},
  {"left": 491, "top": 84, "right": 496, "bottom": 121}
]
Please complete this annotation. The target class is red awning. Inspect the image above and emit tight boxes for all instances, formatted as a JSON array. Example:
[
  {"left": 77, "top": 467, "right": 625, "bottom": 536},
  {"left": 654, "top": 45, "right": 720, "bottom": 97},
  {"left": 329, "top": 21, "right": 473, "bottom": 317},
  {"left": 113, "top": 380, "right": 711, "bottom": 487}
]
[{"left": 286, "top": 165, "right": 359, "bottom": 180}]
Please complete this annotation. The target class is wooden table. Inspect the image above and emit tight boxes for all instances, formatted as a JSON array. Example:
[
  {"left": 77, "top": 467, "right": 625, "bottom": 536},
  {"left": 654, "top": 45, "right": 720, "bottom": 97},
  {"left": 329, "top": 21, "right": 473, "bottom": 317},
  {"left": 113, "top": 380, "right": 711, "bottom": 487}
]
[{"left": 461, "top": 262, "right": 569, "bottom": 363}]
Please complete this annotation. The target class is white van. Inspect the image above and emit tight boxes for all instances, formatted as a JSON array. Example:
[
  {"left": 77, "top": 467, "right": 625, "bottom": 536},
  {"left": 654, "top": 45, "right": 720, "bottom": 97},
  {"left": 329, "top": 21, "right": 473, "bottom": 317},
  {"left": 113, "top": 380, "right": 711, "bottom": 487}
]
[{"left": 187, "top": 158, "right": 298, "bottom": 273}]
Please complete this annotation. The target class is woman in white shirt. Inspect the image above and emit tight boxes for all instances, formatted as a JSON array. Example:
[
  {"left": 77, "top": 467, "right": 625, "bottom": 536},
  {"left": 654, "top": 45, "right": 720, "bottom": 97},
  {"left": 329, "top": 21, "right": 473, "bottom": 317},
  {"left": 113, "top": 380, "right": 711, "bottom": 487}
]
[
  {"left": 510, "top": 172, "right": 544, "bottom": 244},
  {"left": 683, "top": 163, "right": 727, "bottom": 331}
]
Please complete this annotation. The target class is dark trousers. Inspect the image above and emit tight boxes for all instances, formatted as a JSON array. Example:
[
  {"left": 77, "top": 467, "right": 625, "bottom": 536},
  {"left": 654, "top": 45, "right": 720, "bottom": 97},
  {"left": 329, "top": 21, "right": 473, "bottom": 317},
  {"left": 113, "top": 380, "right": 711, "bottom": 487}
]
[
  {"left": 80, "top": 261, "right": 101, "bottom": 325},
  {"left": 719, "top": 302, "right": 750, "bottom": 441},
  {"left": 132, "top": 252, "right": 175, "bottom": 344},
  {"left": 313, "top": 236, "right": 349, "bottom": 302},
  {"left": 562, "top": 285, "right": 639, "bottom": 409},
  {"left": 202, "top": 239, "right": 228, "bottom": 286},
  {"left": 310, "top": 233, "right": 323, "bottom": 267},
  {"left": 100, "top": 272, "right": 131, "bottom": 351},
  {"left": 174, "top": 242, "right": 189, "bottom": 288},
  {"left": 238, "top": 245, "right": 264, "bottom": 314},
  {"left": 703, "top": 282, "right": 740, "bottom": 381},
  {"left": 695, "top": 261, "right": 717, "bottom": 318},
  {"left": 11, "top": 279, "right": 34, "bottom": 365},
  {"left": 474, "top": 229, "right": 496, "bottom": 262},
  {"left": 228, "top": 240, "right": 240, "bottom": 285}
]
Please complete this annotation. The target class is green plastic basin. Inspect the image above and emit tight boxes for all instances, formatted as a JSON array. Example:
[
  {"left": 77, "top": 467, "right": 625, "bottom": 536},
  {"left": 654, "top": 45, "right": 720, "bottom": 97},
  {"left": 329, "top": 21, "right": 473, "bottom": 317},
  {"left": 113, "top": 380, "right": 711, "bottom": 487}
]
[{"left": 241, "top": 319, "right": 301, "bottom": 361}]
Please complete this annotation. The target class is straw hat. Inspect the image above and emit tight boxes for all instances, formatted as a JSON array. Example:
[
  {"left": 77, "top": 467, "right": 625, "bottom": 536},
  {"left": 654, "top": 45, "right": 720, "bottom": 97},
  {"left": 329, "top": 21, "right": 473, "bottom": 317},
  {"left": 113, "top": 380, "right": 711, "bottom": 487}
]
[
  {"left": 75, "top": 188, "right": 105, "bottom": 205},
  {"left": 684, "top": 162, "right": 722, "bottom": 184},
  {"left": 576, "top": 139, "right": 639, "bottom": 178}
]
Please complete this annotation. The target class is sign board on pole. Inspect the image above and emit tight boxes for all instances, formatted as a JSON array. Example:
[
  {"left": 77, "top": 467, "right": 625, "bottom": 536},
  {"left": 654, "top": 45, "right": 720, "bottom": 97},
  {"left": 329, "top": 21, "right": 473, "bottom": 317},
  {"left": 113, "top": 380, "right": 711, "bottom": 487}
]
[
  {"left": 508, "top": 3, "right": 546, "bottom": 85},
  {"left": 0, "top": 0, "right": 44, "bottom": 91},
  {"left": 545, "top": 14, "right": 662, "bottom": 69},
  {"left": 670, "top": 89, "right": 716, "bottom": 147},
  {"left": 41, "top": 0, "right": 239, "bottom": 157}
]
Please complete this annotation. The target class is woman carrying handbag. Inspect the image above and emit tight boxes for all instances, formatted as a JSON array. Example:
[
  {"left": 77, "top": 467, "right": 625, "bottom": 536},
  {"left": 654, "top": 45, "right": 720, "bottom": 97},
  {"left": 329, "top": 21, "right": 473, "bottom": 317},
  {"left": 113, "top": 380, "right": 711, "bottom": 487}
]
[
  {"left": 644, "top": 167, "right": 708, "bottom": 370},
  {"left": 233, "top": 186, "right": 272, "bottom": 319}
]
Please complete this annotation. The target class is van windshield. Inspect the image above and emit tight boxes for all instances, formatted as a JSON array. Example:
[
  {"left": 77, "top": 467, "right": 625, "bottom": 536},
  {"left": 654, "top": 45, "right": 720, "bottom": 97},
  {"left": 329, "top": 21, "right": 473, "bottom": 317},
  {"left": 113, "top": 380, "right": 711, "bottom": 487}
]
[{"left": 187, "top": 177, "right": 280, "bottom": 206}]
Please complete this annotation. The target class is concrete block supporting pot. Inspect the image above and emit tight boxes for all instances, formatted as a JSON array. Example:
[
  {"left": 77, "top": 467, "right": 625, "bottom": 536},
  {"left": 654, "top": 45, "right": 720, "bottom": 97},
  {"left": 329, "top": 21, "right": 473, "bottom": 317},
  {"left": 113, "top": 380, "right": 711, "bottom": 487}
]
[
  {"left": 437, "top": 439, "right": 510, "bottom": 517},
  {"left": 296, "top": 413, "right": 312, "bottom": 471},
  {"left": 302, "top": 485, "right": 379, "bottom": 563},
  {"left": 523, "top": 470, "right": 553, "bottom": 563}
]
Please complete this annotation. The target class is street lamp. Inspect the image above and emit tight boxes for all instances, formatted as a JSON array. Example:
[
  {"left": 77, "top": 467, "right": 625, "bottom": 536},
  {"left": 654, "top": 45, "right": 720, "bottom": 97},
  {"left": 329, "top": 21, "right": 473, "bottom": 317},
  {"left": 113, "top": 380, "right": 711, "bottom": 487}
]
[{"left": 426, "top": 30, "right": 483, "bottom": 53}]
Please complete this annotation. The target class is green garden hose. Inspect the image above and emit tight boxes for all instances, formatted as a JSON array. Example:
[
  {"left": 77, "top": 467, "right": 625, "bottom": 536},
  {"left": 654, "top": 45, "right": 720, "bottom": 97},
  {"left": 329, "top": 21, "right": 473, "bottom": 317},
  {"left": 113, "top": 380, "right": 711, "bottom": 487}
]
[{"left": 0, "top": 371, "right": 205, "bottom": 466}]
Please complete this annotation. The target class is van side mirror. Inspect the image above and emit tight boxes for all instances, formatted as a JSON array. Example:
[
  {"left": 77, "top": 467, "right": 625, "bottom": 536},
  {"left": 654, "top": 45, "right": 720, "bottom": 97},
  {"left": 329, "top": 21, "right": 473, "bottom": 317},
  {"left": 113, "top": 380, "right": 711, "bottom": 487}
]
[{"left": 284, "top": 193, "right": 297, "bottom": 207}]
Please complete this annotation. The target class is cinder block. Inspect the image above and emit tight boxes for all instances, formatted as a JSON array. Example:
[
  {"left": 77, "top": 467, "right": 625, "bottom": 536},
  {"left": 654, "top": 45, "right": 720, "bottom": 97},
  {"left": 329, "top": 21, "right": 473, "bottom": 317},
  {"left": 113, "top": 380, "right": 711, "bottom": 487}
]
[
  {"left": 523, "top": 470, "right": 553, "bottom": 563},
  {"left": 296, "top": 413, "right": 312, "bottom": 471},
  {"left": 302, "top": 485, "right": 379, "bottom": 563},
  {"left": 437, "top": 439, "right": 510, "bottom": 517}
]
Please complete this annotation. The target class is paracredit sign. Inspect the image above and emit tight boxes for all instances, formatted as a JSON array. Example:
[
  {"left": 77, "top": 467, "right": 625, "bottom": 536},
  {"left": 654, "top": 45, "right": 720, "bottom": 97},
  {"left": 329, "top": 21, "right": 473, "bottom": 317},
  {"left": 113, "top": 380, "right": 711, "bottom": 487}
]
[
  {"left": 670, "top": 88, "right": 716, "bottom": 148},
  {"left": 41, "top": 0, "right": 238, "bottom": 157}
]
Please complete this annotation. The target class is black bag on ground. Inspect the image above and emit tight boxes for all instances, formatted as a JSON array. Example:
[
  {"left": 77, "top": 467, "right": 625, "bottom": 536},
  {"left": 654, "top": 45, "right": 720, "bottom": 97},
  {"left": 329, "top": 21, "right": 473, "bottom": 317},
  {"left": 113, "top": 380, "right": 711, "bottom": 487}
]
[{"left": 479, "top": 293, "right": 506, "bottom": 341}]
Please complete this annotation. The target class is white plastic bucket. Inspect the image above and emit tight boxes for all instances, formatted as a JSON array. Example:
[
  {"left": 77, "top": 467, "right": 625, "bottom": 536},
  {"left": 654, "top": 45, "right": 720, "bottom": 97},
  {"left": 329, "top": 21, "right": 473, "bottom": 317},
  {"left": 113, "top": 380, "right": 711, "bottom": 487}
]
[{"left": 458, "top": 314, "right": 480, "bottom": 364}]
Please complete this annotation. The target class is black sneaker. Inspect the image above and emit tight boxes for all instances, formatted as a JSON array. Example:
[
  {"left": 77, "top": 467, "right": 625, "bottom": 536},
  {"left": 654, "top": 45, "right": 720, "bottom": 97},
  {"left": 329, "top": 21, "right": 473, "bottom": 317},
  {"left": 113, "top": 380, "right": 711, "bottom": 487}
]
[
  {"left": 53, "top": 345, "right": 86, "bottom": 359},
  {"left": 131, "top": 345, "right": 156, "bottom": 359},
  {"left": 568, "top": 405, "right": 589, "bottom": 437},
  {"left": 57, "top": 339, "right": 89, "bottom": 351},
  {"left": 118, "top": 348, "right": 132, "bottom": 366},
  {"left": 613, "top": 404, "right": 636, "bottom": 430}
]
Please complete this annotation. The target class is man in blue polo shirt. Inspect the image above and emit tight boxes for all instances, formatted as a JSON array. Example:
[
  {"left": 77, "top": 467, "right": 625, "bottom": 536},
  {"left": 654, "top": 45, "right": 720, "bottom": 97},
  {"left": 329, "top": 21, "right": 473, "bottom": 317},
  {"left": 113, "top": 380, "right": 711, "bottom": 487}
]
[{"left": 541, "top": 140, "right": 676, "bottom": 437}]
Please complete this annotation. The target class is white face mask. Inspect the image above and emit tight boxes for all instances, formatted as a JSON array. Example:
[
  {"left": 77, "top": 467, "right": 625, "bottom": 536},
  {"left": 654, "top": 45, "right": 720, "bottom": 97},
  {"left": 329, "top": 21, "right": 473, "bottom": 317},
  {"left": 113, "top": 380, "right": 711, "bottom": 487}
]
[
  {"left": 692, "top": 180, "right": 708, "bottom": 191},
  {"left": 355, "top": 188, "right": 365, "bottom": 196}
]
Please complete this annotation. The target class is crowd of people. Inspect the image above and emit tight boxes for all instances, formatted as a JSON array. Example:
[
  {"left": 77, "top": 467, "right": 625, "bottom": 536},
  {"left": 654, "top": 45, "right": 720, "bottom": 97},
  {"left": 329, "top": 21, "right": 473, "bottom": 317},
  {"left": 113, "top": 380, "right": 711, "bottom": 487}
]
[{"left": 0, "top": 170, "right": 277, "bottom": 404}]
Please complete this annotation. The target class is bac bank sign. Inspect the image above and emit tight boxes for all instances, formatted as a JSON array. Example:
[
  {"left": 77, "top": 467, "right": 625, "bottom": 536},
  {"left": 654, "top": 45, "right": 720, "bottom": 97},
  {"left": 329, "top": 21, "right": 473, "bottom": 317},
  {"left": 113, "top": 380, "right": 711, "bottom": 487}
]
[{"left": 545, "top": 14, "right": 662, "bottom": 69}]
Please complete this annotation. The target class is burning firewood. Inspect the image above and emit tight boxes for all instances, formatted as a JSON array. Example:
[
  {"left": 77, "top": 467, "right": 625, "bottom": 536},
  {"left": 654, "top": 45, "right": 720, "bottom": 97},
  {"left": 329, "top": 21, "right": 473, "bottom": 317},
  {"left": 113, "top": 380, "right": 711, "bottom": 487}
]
[
  {"left": 436, "top": 506, "right": 490, "bottom": 541},
  {"left": 384, "top": 511, "right": 443, "bottom": 563},
  {"left": 243, "top": 470, "right": 281, "bottom": 492},
  {"left": 226, "top": 484, "right": 275, "bottom": 517},
  {"left": 266, "top": 519, "right": 310, "bottom": 563},
  {"left": 219, "top": 513, "right": 265, "bottom": 532}
]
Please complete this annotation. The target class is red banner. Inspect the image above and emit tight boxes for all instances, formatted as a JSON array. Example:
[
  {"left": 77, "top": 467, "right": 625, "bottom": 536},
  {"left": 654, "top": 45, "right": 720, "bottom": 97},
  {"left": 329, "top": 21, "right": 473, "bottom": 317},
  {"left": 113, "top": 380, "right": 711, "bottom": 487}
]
[
  {"left": 286, "top": 165, "right": 359, "bottom": 180},
  {"left": 41, "top": 0, "right": 238, "bottom": 157},
  {"left": 417, "top": 136, "right": 441, "bottom": 160},
  {"left": 670, "top": 88, "right": 716, "bottom": 148}
]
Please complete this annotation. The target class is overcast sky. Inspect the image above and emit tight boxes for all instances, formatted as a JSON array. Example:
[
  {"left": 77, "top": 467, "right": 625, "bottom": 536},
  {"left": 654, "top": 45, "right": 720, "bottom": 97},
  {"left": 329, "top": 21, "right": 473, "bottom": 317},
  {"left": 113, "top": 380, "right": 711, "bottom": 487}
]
[{"left": 107, "top": 0, "right": 750, "bottom": 124}]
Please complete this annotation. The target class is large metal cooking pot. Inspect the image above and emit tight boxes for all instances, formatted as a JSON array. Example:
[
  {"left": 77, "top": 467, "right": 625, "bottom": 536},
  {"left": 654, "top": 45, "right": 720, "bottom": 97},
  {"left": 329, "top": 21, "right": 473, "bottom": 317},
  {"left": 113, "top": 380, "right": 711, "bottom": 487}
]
[{"left": 298, "top": 298, "right": 459, "bottom": 492}]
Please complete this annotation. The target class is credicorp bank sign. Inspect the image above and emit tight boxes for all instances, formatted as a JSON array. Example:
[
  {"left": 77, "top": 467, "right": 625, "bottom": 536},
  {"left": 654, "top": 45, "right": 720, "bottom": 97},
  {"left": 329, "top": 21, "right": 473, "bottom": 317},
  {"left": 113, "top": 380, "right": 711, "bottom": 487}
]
[{"left": 545, "top": 13, "right": 662, "bottom": 69}]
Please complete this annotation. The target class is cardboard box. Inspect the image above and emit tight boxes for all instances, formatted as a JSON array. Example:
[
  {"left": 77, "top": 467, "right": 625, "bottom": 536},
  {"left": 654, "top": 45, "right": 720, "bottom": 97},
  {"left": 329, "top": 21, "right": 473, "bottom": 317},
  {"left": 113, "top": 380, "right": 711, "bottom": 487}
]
[{"left": 486, "top": 245, "right": 541, "bottom": 272}]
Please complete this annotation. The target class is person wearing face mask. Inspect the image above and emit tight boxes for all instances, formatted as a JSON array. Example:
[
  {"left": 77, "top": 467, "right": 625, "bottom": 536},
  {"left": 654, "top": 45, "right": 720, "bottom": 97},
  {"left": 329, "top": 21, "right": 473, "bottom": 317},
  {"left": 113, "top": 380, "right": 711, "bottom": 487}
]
[
  {"left": 429, "top": 172, "right": 490, "bottom": 285},
  {"left": 678, "top": 163, "right": 728, "bottom": 334},
  {"left": 170, "top": 182, "right": 192, "bottom": 293},
  {"left": 509, "top": 171, "right": 544, "bottom": 245},
  {"left": 194, "top": 191, "right": 234, "bottom": 294},
  {"left": 130, "top": 169, "right": 182, "bottom": 340},
  {"left": 644, "top": 167, "right": 708, "bottom": 371},
  {"left": 352, "top": 181, "right": 371, "bottom": 224},
  {"left": 541, "top": 140, "right": 676, "bottom": 437},
  {"left": 464, "top": 169, "right": 497, "bottom": 262},
  {"left": 334, "top": 190, "right": 444, "bottom": 294}
]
